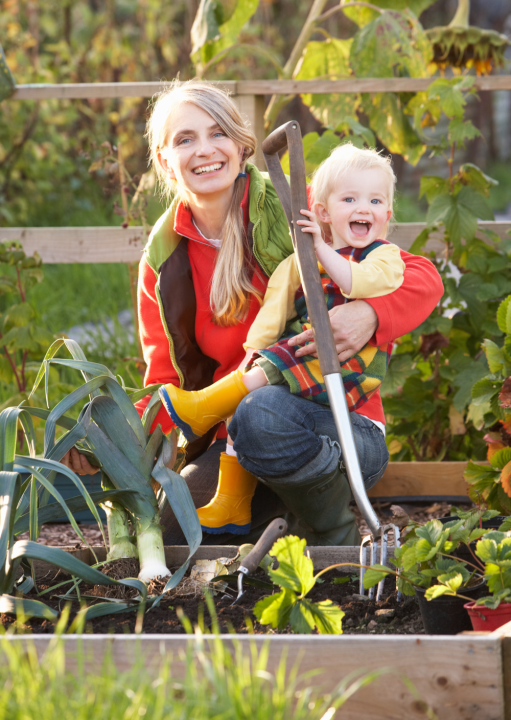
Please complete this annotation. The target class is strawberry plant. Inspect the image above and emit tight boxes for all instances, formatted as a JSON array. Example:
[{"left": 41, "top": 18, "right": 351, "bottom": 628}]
[{"left": 254, "top": 536, "right": 344, "bottom": 634}]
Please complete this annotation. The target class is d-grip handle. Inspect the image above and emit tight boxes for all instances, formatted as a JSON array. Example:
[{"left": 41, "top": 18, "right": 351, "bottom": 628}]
[{"left": 262, "top": 125, "right": 291, "bottom": 156}]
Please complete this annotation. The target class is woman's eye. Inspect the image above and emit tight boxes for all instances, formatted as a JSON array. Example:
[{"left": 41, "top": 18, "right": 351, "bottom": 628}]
[{"left": 213, "top": 131, "right": 225, "bottom": 138}]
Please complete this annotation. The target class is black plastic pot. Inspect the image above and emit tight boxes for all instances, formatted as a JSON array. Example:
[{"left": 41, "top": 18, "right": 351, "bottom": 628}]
[{"left": 415, "top": 578, "right": 487, "bottom": 635}]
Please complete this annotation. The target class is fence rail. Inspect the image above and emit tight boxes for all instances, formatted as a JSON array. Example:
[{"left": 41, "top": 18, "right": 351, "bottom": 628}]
[
  {"left": 1, "top": 222, "right": 509, "bottom": 264},
  {"left": 11, "top": 75, "right": 511, "bottom": 100}
]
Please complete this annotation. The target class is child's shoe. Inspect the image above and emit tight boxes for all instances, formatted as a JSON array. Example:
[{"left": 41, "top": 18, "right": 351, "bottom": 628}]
[
  {"left": 159, "top": 370, "right": 248, "bottom": 441},
  {"left": 197, "top": 453, "right": 258, "bottom": 535}
]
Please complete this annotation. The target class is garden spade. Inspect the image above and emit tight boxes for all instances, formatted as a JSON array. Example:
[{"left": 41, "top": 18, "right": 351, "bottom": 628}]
[
  {"left": 232, "top": 517, "right": 288, "bottom": 605},
  {"left": 261, "top": 122, "right": 400, "bottom": 599}
]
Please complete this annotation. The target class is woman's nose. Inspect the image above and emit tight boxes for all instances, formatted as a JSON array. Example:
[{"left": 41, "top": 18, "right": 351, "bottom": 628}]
[{"left": 196, "top": 135, "right": 215, "bottom": 156}]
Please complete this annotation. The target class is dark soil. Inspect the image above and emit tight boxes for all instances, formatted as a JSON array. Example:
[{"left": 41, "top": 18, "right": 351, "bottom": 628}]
[{"left": 1, "top": 568, "right": 425, "bottom": 636}]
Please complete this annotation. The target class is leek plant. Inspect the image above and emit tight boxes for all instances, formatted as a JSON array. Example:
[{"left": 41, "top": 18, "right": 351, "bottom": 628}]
[{"left": 0, "top": 338, "right": 201, "bottom": 622}]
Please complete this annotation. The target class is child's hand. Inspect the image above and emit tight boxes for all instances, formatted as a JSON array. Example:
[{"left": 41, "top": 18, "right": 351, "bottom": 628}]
[
  {"left": 238, "top": 347, "right": 257, "bottom": 373},
  {"left": 296, "top": 209, "right": 324, "bottom": 250}
]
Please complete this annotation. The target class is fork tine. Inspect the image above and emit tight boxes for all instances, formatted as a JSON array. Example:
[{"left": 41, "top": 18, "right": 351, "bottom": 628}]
[
  {"left": 359, "top": 535, "right": 372, "bottom": 595},
  {"left": 376, "top": 527, "right": 388, "bottom": 602},
  {"left": 394, "top": 524, "right": 402, "bottom": 602}
]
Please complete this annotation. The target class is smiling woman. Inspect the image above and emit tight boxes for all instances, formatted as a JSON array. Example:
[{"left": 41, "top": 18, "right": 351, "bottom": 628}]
[{"left": 64, "top": 80, "right": 443, "bottom": 551}]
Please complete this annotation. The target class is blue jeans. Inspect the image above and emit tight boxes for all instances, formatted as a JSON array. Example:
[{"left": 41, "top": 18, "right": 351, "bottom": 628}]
[{"left": 229, "top": 385, "right": 388, "bottom": 491}]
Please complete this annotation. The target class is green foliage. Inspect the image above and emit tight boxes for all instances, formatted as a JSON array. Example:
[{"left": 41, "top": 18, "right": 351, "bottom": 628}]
[
  {"left": 341, "top": 0, "right": 436, "bottom": 28},
  {"left": 363, "top": 515, "right": 488, "bottom": 600},
  {"left": 191, "top": 0, "right": 260, "bottom": 69},
  {"left": 254, "top": 536, "right": 345, "bottom": 634},
  {"left": 473, "top": 533, "right": 511, "bottom": 609},
  {"left": 0, "top": 43, "right": 15, "bottom": 103},
  {"left": 0, "top": 242, "right": 57, "bottom": 410}
]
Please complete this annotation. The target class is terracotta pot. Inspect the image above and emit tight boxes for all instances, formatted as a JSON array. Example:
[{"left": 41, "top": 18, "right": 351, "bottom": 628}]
[{"left": 464, "top": 601, "right": 511, "bottom": 631}]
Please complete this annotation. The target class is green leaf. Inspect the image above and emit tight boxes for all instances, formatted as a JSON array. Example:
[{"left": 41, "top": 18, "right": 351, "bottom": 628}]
[
  {"left": 362, "top": 563, "right": 392, "bottom": 590},
  {"left": 471, "top": 377, "right": 500, "bottom": 405},
  {"left": 0, "top": 43, "right": 15, "bottom": 103},
  {"left": 459, "top": 163, "right": 499, "bottom": 197},
  {"left": 268, "top": 535, "right": 315, "bottom": 596},
  {"left": 490, "top": 447, "right": 511, "bottom": 470},
  {"left": 425, "top": 584, "right": 451, "bottom": 600},
  {"left": 482, "top": 339, "right": 504, "bottom": 373},
  {"left": 191, "top": 0, "right": 259, "bottom": 66},
  {"left": 341, "top": 0, "right": 436, "bottom": 27},
  {"left": 290, "top": 598, "right": 344, "bottom": 635},
  {"left": 420, "top": 175, "right": 450, "bottom": 202},
  {"left": 428, "top": 77, "right": 466, "bottom": 118},
  {"left": 350, "top": 11, "right": 431, "bottom": 79},
  {"left": 457, "top": 186, "right": 494, "bottom": 222},
  {"left": 0, "top": 595, "right": 58, "bottom": 620},
  {"left": 476, "top": 538, "right": 498, "bottom": 564},
  {"left": 253, "top": 588, "right": 296, "bottom": 629},
  {"left": 3, "top": 303, "right": 34, "bottom": 328},
  {"left": 497, "top": 296, "right": 511, "bottom": 335},
  {"left": 305, "top": 130, "right": 342, "bottom": 168},
  {"left": 297, "top": 39, "right": 357, "bottom": 129},
  {"left": 363, "top": 92, "right": 425, "bottom": 165},
  {"left": 448, "top": 118, "right": 480, "bottom": 145}
]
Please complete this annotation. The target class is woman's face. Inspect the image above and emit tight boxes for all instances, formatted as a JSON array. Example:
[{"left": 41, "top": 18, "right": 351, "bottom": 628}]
[{"left": 158, "top": 103, "right": 244, "bottom": 201}]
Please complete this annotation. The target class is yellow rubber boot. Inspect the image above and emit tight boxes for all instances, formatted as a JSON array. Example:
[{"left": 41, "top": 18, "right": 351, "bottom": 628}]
[
  {"left": 197, "top": 453, "right": 258, "bottom": 535},
  {"left": 159, "top": 370, "right": 249, "bottom": 441}
]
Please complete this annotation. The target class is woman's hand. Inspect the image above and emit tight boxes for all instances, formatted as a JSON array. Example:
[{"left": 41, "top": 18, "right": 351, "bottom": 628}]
[
  {"left": 287, "top": 300, "right": 378, "bottom": 362},
  {"left": 61, "top": 448, "right": 98, "bottom": 476},
  {"left": 296, "top": 209, "right": 324, "bottom": 250}
]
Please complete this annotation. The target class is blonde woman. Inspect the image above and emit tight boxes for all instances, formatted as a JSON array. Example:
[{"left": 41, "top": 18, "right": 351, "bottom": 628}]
[{"left": 64, "top": 80, "right": 443, "bottom": 547}]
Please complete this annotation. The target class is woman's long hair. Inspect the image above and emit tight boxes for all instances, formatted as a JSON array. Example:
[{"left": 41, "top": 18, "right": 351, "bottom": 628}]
[{"left": 146, "top": 80, "right": 260, "bottom": 326}]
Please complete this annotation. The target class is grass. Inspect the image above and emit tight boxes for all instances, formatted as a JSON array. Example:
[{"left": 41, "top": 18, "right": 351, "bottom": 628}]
[{"left": 0, "top": 633, "right": 384, "bottom": 720}]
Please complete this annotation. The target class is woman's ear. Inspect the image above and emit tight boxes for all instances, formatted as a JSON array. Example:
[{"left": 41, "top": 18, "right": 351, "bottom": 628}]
[
  {"left": 314, "top": 202, "right": 331, "bottom": 224},
  {"left": 157, "top": 150, "right": 175, "bottom": 179}
]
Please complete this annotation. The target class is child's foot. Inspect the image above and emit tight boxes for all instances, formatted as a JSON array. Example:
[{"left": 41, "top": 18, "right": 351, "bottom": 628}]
[
  {"left": 197, "top": 453, "right": 258, "bottom": 534},
  {"left": 159, "top": 370, "right": 249, "bottom": 441}
]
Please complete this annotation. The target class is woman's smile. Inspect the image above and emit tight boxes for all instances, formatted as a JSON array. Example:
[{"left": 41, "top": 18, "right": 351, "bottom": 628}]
[{"left": 159, "top": 103, "right": 242, "bottom": 199}]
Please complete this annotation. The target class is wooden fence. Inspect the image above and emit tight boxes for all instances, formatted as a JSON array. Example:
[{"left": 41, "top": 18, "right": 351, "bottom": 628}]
[{"left": 5, "top": 75, "right": 511, "bottom": 261}]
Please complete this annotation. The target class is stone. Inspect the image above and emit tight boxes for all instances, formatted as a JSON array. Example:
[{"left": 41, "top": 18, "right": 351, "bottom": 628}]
[
  {"left": 367, "top": 620, "right": 378, "bottom": 630},
  {"left": 375, "top": 609, "right": 395, "bottom": 622}
]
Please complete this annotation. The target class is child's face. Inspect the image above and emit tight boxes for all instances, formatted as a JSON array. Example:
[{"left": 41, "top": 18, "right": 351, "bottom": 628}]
[{"left": 315, "top": 168, "right": 392, "bottom": 249}]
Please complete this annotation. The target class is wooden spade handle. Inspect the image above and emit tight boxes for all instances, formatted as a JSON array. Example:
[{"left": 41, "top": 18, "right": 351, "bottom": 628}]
[
  {"left": 262, "top": 122, "right": 341, "bottom": 378},
  {"left": 240, "top": 518, "right": 288, "bottom": 574}
]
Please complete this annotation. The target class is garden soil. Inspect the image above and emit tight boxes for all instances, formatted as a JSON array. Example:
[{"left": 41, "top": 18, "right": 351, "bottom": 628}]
[{"left": 3, "top": 568, "right": 424, "bottom": 636}]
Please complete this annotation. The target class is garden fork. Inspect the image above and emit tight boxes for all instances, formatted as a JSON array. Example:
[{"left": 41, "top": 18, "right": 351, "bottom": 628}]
[{"left": 261, "top": 122, "right": 399, "bottom": 599}]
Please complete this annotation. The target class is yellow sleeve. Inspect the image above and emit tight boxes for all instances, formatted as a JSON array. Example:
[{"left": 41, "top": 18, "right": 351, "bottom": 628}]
[
  {"left": 344, "top": 243, "right": 405, "bottom": 299},
  {"left": 245, "top": 254, "right": 301, "bottom": 350}
]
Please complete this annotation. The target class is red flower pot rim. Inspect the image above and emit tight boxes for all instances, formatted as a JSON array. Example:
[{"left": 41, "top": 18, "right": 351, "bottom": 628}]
[{"left": 464, "top": 600, "right": 511, "bottom": 617}]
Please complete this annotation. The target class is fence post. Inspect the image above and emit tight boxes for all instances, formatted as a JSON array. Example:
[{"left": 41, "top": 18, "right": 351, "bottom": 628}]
[{"left": 232, "top": 94, "right": 266, "bottom": 169}]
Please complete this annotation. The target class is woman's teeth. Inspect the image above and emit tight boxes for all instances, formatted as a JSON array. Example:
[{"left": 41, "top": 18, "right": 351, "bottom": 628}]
[{"left": 193, "top": 163, "right": 222, "bottom": 174}]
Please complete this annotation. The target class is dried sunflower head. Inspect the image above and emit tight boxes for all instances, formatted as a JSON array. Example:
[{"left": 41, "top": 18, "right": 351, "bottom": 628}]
[{"left": 426, "top": 25, "right": 509, "bottom": 75}]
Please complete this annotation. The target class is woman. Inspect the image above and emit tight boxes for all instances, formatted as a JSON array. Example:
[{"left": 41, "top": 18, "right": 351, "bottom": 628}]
[{"left": 65, "top": 79, "right": 443, "bottom": 546}]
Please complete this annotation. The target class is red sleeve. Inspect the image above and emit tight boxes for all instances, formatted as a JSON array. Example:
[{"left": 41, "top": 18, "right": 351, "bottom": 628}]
[
  {"left": 365, "top": 249, "right": 443, "bottom": 345},
  {"left": 134, "top": 256, "right": 177, "bottom": 435}
]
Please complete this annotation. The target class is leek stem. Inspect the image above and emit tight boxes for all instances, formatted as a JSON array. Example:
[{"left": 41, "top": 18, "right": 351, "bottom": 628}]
[
  {"left": 104, "top": 501, "right": 138, "bottom": 561},
  {"left": 137, "top": 519, "right": 171, "bottom": 582}
]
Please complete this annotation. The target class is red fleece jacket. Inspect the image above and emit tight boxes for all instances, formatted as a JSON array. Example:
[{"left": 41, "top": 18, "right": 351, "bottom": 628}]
[{"left": 136, "top": 183, "right": 444, "bottom": 433}]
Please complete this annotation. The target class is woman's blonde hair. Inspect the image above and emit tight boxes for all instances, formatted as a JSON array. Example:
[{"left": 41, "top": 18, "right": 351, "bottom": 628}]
[
  {"left": 311, "top": 142, "right": 396, "bottom": 237},
  {"left": 146, "top": 79, "right": 259, "bottom": 326}
]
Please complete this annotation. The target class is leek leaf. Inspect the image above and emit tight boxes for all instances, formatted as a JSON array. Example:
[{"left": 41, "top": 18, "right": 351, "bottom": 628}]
[{"left": 0, "top": 594, "right": 58, "bottom": 620}]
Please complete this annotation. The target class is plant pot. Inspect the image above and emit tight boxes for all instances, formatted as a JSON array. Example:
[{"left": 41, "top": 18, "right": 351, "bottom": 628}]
[
  {"left": 464, "top": 601, "right": 511, "bottom": 632},
  {"left": 415, "top": 578, "right": 486, "bottom": 635}
]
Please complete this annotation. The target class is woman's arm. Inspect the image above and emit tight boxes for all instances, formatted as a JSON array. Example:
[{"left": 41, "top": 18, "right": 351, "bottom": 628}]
[
  {"left": 289, "top": 250, "right": 443, "bottom": 360},
  {"left": 135, "top": 256, "right": 179, "bottom": 434}
]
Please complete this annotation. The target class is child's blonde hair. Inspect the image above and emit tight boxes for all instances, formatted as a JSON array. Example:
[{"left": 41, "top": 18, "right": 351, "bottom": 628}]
[
  {"left": 146, "top": 79, "right": 259, "bottom": 326},
  {"left": 311, "top": 143, "right": 396, "bottom": 236}
]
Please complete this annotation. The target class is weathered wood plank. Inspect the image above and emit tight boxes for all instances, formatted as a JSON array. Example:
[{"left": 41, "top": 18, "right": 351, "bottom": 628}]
[
  {"left": 2, "top": 634, "right": 504, "bottom": 720},
  {"left": 370, "top": 462, "right": 470, "bottom": 500},
  {"left": 32, "top": 545, "right": 371, "bottom": 579},
  {"left": 2, "top": 222, "right": 509, "bottom": 264},
  {"left": 11, "top": 75, "right": 511, "bottom": 100}
]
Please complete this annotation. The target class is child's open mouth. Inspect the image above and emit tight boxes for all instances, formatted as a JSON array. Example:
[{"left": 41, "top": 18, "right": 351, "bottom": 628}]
[
  {"left": 350, "top": 220, "right": 371, "bottom": 237},
  {"left": 193, "top": 162, "right": 224, "bottom": 175}
]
